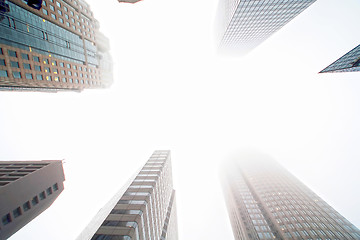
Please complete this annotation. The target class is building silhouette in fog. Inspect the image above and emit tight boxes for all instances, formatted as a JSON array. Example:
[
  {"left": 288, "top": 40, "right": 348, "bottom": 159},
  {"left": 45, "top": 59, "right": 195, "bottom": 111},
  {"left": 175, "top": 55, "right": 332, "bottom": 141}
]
[
  {"left": 78, "top": 150, "right": 178, "bottom": 240},
  {"left": 221, "top": 153, "right": 360, "bottom": 240},
  {"left": 217, "top": 0, "right": 317, "bottom": 55},
  {"left": 0, "top": 0, "right": 112, "bottom": 92},
  {"left": 320, "top": 44, "right": 360, "bottom": 73},
  {"left": 0, "top": 160, "right": 65, "bottom": 239}
]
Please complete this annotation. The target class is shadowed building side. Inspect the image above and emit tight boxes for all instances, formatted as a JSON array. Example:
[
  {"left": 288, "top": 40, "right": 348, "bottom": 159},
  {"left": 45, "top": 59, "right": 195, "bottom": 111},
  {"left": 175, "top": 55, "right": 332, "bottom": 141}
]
[
  {"left": 0, "top": 160, "right": 65, "bottom": 239},
  {"left": 320, "top": 44, "right": 360, "bottom": 73},
  {"left": 221, "top": 152, "right": 360, "bottom": 240}
]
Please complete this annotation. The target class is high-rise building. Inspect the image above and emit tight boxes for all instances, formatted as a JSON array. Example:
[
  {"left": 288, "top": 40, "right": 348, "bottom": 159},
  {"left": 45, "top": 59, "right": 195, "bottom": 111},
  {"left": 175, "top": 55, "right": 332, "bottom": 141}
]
[
  {"left": 221, "top": 153, "right": 360, "bottom": 240},
  {"left": 0, "top": 160, "right": 65, "bottom": 239},
  {"left": 78, "top": 150, "right": 178, "bottom": 240},
  {"left": 320, "top": 44, "right": 360, "bottom": 73},
  {"left": 117, "top": 0, "right": 142, "bottom": 4},
  {"left": 217, "top": 0, "right": 317, "bottom": 55},
  {"left": 0, "top": 0, "right": 112, "bottom": 92}
]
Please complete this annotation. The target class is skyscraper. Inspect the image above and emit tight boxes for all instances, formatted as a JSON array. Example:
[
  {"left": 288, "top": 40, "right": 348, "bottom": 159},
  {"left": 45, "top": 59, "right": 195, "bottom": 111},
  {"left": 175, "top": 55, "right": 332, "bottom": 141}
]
[
  {"left": 217, "top": 0, "right": 317, "bottom": 55},
  {"left": 0, "top": 160, "right": 65, "bottom": 239},
  {"left": 78, "top": 150, "right": 178, "bottom": 240},
  {"left": 0, "top": 0, "right": 112, "bottom": 92},
  {"left": 320, "top": 44, "right": 360, "bottom": 73},
  {"left": 221, "top": 153, "right": 360, "bottom": 240}
]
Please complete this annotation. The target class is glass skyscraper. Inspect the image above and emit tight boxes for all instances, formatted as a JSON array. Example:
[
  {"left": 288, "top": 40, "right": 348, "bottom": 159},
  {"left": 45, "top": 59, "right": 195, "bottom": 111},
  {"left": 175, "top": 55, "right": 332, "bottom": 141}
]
[
  {"left": 221, "top": 153, "right": 360, "bottom": 240},
  {"left": 0, "top": 0, "right": 112, "bottom": 92},
  {"left": 78, "top": 150, "right": 178, "bottom": 240},
  {"left": 0, "top": 160, "right": 65, "bottom": 239},
  {"left": 320, "top": 44, "right": 360, "bottom": 73},
  {"left": 217, "top": 0, "right": 317, "bottom": 55}
]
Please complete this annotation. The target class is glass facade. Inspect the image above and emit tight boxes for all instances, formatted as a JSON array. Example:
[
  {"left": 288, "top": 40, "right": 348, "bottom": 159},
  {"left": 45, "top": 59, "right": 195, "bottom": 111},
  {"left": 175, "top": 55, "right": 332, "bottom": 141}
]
[
  {"left": 320, "top": 44, "right": 360, "bottom": 73},
  {"left": 218, "top": 0, "right": 317, "bottom": 55},
  {"left": 222, "top": 153, "right": 360, "bottom": 240}
]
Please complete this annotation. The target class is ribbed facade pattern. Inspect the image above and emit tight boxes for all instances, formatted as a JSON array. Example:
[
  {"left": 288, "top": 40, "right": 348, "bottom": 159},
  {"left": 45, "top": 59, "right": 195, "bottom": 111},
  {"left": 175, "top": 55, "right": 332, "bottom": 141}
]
[
  {"left": 219, "top": 0, "right": 317, "bottom": 55},
  {"left": 320, "top": 44, "right": 360, "bottom": 73},
  {"left": 222, "top": 154, "right": 360, "bottom": 240},
  {"left": 91, "top": 150, "right": 178, "bottom": 240}
]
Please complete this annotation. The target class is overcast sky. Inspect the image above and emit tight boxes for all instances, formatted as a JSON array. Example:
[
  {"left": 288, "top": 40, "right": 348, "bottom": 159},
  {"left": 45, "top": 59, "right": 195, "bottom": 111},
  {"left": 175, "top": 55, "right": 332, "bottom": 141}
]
[{"left": 1, "top": 0, "right": 360, "bottom": 239}]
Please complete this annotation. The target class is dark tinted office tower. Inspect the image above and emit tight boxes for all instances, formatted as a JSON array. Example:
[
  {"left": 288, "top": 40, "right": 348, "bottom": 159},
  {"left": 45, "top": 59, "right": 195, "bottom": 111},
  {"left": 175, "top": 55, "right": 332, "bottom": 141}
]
[
  {"left": 221, "top": 153, "right": 360, "bottom": 240},
  {"left": 217, "top": 0, "right": 317, "bottom": 55},
  {"left": 320, "top": 44, "right": 360, "bottom": 73},
  {"left": 0, "top": 160, "right": 65, "bottom": 239},
  {"left": 78, "top": 150, "right": 178, "bottom": 240},
  {"left": 0, "top": 0, "right": 112, "bottom": 92}
]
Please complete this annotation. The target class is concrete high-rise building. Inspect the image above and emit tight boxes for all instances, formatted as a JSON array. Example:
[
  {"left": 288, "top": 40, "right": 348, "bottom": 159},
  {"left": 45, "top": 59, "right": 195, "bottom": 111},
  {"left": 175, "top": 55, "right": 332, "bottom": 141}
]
[
  {"left": 78, "top": 150, "right": 178, "bottom": 240},
  {"left": 221, "top": 153, "right": 360, "bottom": 240},
  {"left": 117, "top": 0, "right": 142, "bottom": 4},
  {"left": 217, "top": 0, "right": 317, "bottom": 55},
  {"left": 320, "top": 44, "right": 360, "bottom": 73},
  {"left": 0, "top": 0, "right": 112, "bottom": 92},
  {"left": 0, "top": 160, "right": 65, "bottom": 239}
]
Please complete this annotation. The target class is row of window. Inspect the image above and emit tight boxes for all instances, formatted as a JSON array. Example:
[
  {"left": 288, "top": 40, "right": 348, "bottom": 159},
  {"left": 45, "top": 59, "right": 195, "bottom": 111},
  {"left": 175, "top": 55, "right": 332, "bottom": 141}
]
[{"left": 1, "top": 183, "right": 59, "bottom": 226}]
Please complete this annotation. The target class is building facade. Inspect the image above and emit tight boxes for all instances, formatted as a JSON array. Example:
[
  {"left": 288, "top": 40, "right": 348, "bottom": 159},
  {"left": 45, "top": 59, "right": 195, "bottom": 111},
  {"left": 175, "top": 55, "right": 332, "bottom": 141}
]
[
  {"left": 117, "top": 0, "right": 142, "bottom": 4},
  {"left": 320, "top": 44, "right": 360, "bottom": 73},
  {"left": 217, "top": 0, "right": 317, "bottom": 55},
  {"left": 0, "top": 0, "right": 112, "bottom": 92},
  {"left": 221, "top": 153, "right": 360, "bottom": 240},
  {"left": 78, "top": 150, "right": 178, "bottom": 240},
  {"left": 0, "top": 160, "right": 65, "bottom": 239}
]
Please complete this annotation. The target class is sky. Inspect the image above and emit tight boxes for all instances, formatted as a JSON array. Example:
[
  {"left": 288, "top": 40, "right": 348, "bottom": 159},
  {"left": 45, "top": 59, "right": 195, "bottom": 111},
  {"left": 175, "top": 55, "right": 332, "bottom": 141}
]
[{"left": 1, "top": 0, "right": 360, "bottom": 239}]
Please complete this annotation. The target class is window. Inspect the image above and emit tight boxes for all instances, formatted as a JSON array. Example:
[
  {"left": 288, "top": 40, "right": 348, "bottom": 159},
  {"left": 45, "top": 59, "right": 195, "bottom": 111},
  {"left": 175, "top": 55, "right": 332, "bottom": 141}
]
[
  {"left": 35, "top": 65, "right": 41, "bottom": 71},
  {"left": 53, "top": 183, "right": 59, "bottom": 191},
  {"left": 45, "top": 67, "right": 50, "bottom": 73},
  {"left": 66, "top": 63, "right": 71, "bottom": 68},
  {"left": 25, "top": 73, "right": 33, "bottom": 79},
  {"left": 33, "top": 56, "right": 40, "bottom": 62},
  {"left": 12, "top": 72, "right": 21, "bottom": 79},
  {"left": 36, "top": 74, "right": 43, "bottom": 80},
  {"left": 39, "top": 191, "right": 46, "bottom": 200},
  {"left": 23, "top": 63, "right": 31, "bottom": 69},
  {"left": 53, "top": 68, "right": 58, "bottom": 74},
  {"left": 8, "top": 50, "right": 17, "bottom": 57},
  {"left": 10, "top": 61, "right": 19, "bottom": 68},
  {"left": 43, "top": 59, "right": 49, "bottom": 64},
  {"left": 13, "top": 207, "right": 22, "bottom": 218},
  {"left": 2, "top": 213, "right": 12, "bottom": 225},
  {"left": 56, "top": 1, "right": 61, "bottom": 7},
  {"left": 59, "top": 62, "right": 64, "bottom": 67},
  {"left": 21, "top": 53, "right": 29, "bottom": 60},
  {"left": 59, "top": 18, "right": 64, "bottom": 23},
  {"left": 23, "top": 201, "right": 31, "bottom": 212},
  {"left": 0, "top": 59, "right": 5, "bottom": 66},
  {"left": 42, "top": 9, "right": 48, "bottom": 15},
  {"left": 62, "top": 77, "right": 67, "bottom": 82},
  {"left": 51, "top": 13, "right": 56, "bottom": 20},
  {"left": 32, "top": 196, "right": 39, "bottom": 206},
  {"left": 68, "top": 71, "right": 72, "bottom": 76},
  {"left": 42, "top": 0, "right": 46, "bottom": 6},
  {"left": 69, "top": 78, "right": 73, "bottom": 83},
  {"left": 0, "top": 70, "right": 8, "bottom": 77},
  {"left": 50, "top": 5, "right": 55, "bottom": 11},
  {"left": 0, "top": 47, "right": 3, "bottom": 54},
  {"left": 58, "top": 10, "right": 62, "bottom": 16},
  {"left": 46, "top": 76, "right": 52, "bottom": 81}
]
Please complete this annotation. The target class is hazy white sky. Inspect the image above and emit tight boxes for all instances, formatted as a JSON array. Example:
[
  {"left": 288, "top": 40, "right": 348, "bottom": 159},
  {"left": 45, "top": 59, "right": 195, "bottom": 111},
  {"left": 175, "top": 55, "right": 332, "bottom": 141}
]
[{"left": 1, "top": 0, "right": 360, "bottom": 239}]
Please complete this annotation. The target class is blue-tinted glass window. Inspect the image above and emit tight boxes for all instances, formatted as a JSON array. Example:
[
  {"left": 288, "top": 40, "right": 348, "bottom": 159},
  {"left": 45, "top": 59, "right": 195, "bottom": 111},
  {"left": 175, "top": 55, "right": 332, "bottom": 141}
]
[
  {"left": 62, "top": 77, "right": 67, "bottom": 82},
  {"left": 32, "top": 196, "right": 39, "bottom": 206},
  {"left": 0, "top": 70, "right": 8, "bottom": 77},
  {"left": 56, "top": 1, "right": 61, "bottom": 7},
  {"left": 42, "top": 0, "right": 46, "bottom": 6},
  {"left": 10, "top": 61, "right": 19, "bottom": 68},
  {"left": 43, "top": 59, "right": 49, "bottom": 64},
  {"left": 23, "top": 63, "right": 31, "bottom": 70},
  {"left": 36, "top": 74, "right": 43, "bottom": 80},
  {"left": 53, "top": 183, "right": 58, "bottom": 191},
  {"left": 13, "top": 72, "right": 21, "bottom": 78},
  {"left": 51, "top": 13, "right": 56, "bottom": 19},
  {"left": 21, "top": 53, "right": 29, "bottom": 60},
  {"left": 35, "top": 65, "right": 41, "bottom": 71},
  {"left": 59, "top": 62, "right": 64, "bottom": 67},
  {"left": 8, "top": 50, "right": 17, "bottom": 58},
  {"left": 42, "top": 9, "right": 48, "bottom": 15},
  {"left": 59, "top": 18, "right": 64, "bottom": 23},
  {"left": 33, "top": 56, "right": 40, "bottom": 62},
  {"left": 2, "top": 214, "right": 12, "bottom": 225},
  {"left": 23, "top": 202, "right": 31, "bottom": 211},
  {"left": 13, "top": 207, "right": 22, "bottom": 218},
  {"left": 58, "top": 10, "right": 62, "bottom": 16},
  {"left": 39, "top": 192, "right": 46, "bottom": 200},
  {"left": 25, "top": 73, "right": 33, "bottom": 79},
  {"left": 46, "top": 76, "right": 52, "bottom": 81},
  {"left": 0, "top": 59, "right": 5, "bottom": 66},
  {"left": 50, "top": 5, "right": 55, "bottom": 11},
  {"left": 45, "top": 67, "right": 50, "bottom": 73}
]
